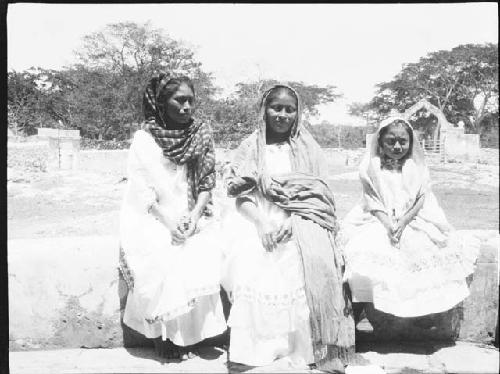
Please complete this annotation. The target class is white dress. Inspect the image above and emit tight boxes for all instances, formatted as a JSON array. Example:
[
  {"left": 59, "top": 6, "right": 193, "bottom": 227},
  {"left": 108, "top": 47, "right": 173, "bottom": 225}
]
[
  {"left": 120, "top": 130, "right": 226, "bottom": 346},
  {"left": 342, "top": 169, "right": 479, "bottom": 317},
  {"left": 221, "top": 143, "right": 314, "bottom": 367}
]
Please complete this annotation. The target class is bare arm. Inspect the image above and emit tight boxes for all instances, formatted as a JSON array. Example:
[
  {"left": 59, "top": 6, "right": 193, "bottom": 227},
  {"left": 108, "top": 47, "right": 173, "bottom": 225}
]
[
  {"left": 236, "top": 196, "right": 261, "bottom": 226},
  {"left": 236, "top": 196, "right": 277, "bottom": 252},
  {"left": 191, "top": 191, "right": 211, "bottom": 222},
  {"left": 371, "top": 210, "right": 392, "bottom": 231},
  {"left": 150, "top": 202, "right": 176, "bottom": 231},
  {"left": 373, "top": 194, "right": 426, "bottom": 245},
  {"left": 177, "top": 190, "right": 212, "bottom": 239},
  {"left": 150, "top": 201, "right": 186, "bottom": 245},
  {"left": 401, "top": 194, "right": 425, "bottom": 225},
  {"left": 371, "top": 209, "right": 399, "bottom": 245},
  {"left": 391, "top": 194, "right": 425, "bottom": 242}
]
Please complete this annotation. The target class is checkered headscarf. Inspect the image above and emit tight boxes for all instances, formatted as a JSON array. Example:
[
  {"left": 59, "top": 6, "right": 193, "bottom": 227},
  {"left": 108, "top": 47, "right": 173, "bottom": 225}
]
[{"left": 142, "top": 73, "right": 216, "bottom": 214}]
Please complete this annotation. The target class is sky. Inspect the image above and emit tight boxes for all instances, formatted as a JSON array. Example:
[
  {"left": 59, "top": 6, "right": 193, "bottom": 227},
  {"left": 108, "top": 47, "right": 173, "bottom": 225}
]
[{"left": 7, "top": 3, "right": 498, "bottom": 125}]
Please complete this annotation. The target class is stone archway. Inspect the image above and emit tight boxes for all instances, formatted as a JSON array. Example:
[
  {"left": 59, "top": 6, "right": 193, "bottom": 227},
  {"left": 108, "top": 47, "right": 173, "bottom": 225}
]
[
  {"left": 402, "top": 99, "right": 452, "bottom": 142},
  {"left": 400, "top": 99, "right": 480, "bottom": 162}
]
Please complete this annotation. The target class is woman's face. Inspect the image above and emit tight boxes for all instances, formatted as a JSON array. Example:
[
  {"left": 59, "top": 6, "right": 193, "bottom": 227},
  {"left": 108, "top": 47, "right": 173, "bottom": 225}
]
[
  {"left": 165, "top": 83, "right": 195, "bottom": 125},
  {"left": 265, "top": 89, "right": 298, "bottom": 135},
  {"left": 380, "top": 124, "right": 411, "bottom": 160}
]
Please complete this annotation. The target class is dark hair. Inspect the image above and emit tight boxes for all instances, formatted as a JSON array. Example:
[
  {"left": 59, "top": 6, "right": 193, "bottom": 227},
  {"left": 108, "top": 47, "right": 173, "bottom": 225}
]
[
  {"left": 142, "top": 75, "right": 195, "bottom": 121},
  {"left": 378, "top": 120, "right": 413, "bottom": 155},
  {"left": 158, "top": 76, "right": 195, "bottom": 105},
  {"left": 264, "top": 85, "right": 298, "bottom": 109}
]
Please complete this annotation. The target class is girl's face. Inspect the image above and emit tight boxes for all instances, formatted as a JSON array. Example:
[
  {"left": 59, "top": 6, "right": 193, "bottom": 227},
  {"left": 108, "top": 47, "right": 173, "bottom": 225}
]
[
  {"left": 265, "top": 89, "right": 298, "bottom": 135},
  {"left": 380, "top": 124, "right": 411, "bottom": 160},
  {"left": 165, "top": 83, "right": 195, "bottom": 125}
]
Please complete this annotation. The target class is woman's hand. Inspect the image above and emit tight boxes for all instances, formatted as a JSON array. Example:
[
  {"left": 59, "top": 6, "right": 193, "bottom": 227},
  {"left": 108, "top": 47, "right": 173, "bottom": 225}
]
[
  {"left": 267, "top": 181, "right": 289, "bottom": 204},
  {"left": 150, "top": 202, "right": 186, "bottom": 245},
  {"left": 176, "top": 213, "right": 199, "bottom": 240},
  {"left": 235, "top": 196, "right": 278, "bottom": 252},
  {"left": 274, "top": 217, "right": 292, "bottom": 244},
  {"left": 174, "top": 190, "right": 210, "bottom": 243},
  {"left": 170, "top": 227, "right": 187, "bottom": 245},
  {"left": 257, "top": 220, "right": 278, "bottom": 252}
]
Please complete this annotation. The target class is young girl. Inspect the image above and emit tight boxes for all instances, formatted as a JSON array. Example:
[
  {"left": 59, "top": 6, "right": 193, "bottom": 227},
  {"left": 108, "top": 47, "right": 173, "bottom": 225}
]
[
  {"left": 119, "top": 73, "right": 226, "bottom": 359},
  {"left": 341, "top": 117, "right": 479, "bottom": 318},
  {"left": 222, "top": 84, "right": 355, "bottom": 373}
]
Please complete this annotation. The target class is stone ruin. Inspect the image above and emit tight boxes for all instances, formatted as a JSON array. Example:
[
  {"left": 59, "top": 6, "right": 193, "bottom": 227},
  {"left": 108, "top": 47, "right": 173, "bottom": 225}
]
[{"left": 37, "top": 127, "right": 81, "bottom": 171}]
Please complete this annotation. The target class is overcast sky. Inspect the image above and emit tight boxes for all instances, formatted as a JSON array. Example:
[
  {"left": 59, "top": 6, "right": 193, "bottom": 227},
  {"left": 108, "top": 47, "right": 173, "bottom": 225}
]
[{"left": 7, "top": 3, "right": 498, "bottom": 124}]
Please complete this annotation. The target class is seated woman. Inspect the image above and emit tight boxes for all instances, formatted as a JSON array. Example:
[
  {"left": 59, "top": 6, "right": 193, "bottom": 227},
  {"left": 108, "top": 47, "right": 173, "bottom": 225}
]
[
  {"left": 119, "top": 73, "right": 226, "bottom": 359},
  {"left": 222, "top": 84, "right": 355, "bottom": 373},
  {"left": 341, "top": 117, "right": 479, "bottom": 319}
]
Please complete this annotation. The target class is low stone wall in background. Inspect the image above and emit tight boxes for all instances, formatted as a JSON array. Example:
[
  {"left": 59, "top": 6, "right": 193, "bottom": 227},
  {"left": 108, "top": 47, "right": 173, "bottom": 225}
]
[
  {"left": 7, "top": 142, "right": 498, "bottom": 179},
  {"left": 73, "top": 148, "right": 365, "bottom": 176}
]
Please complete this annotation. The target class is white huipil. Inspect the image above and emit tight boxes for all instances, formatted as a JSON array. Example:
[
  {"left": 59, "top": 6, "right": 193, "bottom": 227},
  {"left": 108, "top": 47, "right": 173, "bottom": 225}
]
[
  {"left": 342, "top": 168, "right": 479, "bottom": 317},
  {"left": 221, "top": 143, "right": 314, "bottom": 367},
  {"left": 120, "top": 129, "right": 226, "bottom": 346}
]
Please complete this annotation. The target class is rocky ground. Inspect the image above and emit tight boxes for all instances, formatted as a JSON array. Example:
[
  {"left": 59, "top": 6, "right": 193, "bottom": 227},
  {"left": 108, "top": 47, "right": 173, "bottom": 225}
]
[
  {"left": 7, "top": 151, "right": 499, "bottom": 239},
  {"left": 9, "top": 341, "right": 500, "bottom": 374}
]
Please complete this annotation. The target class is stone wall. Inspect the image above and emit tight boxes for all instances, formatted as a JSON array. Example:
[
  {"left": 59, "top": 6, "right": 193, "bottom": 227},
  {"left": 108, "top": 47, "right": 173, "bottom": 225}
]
[
  {"left": 8, "top": 230, "right": 498, "bottom": 351},
  {"left": 444, "top": 130, "right": 481, "bottom": 162},
  {"left": 36, "top": 128, "right": 81, "bottom": 171}
]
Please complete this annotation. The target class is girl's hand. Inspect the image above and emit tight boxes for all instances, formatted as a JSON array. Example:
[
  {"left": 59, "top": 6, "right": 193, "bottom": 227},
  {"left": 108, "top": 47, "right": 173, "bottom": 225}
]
[
  {"left": 376, "top": 213, "right": 399, "bottom": 246},
  {"left": 378, "top": 215, "right": 394, "bottom": 237},
  {"left": 274, "top": 217, "right": 292, "bottom": 244},
  {"left": 391, "top": 218, "right": 409, "bottom": 243},
  {"left": 257, "top": 220, "right": 277, "bottom": 252}
]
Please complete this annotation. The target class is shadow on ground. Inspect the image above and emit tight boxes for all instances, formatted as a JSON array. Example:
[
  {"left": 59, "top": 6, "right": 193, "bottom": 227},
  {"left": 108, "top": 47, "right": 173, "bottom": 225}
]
[{"left": 119, "top": 270, "right": 229, "bottom": 365}]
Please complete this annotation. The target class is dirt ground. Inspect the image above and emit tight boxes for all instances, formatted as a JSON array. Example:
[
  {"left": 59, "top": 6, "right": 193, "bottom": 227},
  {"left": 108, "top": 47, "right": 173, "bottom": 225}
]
[{"left": 7, "top": 156, "right": 498, "bottom": 240}]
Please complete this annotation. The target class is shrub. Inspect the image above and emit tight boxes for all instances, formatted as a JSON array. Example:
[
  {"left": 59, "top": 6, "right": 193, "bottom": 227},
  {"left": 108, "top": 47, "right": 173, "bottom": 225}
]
[{"left": 80, "top": 138, "right": 131, "bottom": 150}]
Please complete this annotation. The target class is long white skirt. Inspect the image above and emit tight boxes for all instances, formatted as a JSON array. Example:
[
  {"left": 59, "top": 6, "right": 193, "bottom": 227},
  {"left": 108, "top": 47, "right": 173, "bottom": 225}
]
[
  {"left": 342, "top": 213, "right": 479, "bottom": 317},
  {"left": 221, "top": 210, "right": 314, "bottom": 367},
  {"left": 121, "top": 205, "right": 227, "bottom": 346}
]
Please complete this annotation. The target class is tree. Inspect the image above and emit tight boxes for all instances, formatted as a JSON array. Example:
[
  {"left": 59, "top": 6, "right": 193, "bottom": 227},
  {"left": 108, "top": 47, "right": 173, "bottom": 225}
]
[
  {"left": 7, "top": 68, "right": 69, "bottom": 135},
  {"left": 348, "top": 102, "right": 379, "bottom": 131},
  {"left": 8, "top": 70, "right": 41, "bottom": 135},
  {"left": 308, "top": 122, "right": 368, "bottom": 149},
  {"left": 76, "top": 21, "right": 202, "bottom": 77},
  {"left": 69, "top": 21, "right": 219, "bottom": 140},
  {"left": 360, "top": 43, "right": 498, "bottom": 133},
  {"left": 8, "top": 22, "right": 221, "bottom": 141},
  {"left": 211, "top": 79, "right": 341, "bottom": 147},
  {"left": 233, "top": 79, "right": 341, "bottom": 120}
]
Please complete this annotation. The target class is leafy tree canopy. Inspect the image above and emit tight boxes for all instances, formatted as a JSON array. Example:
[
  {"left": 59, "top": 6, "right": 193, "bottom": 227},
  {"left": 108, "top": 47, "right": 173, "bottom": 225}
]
[{"left": 354, "top": 43, "right": 498, "bottom": 133}]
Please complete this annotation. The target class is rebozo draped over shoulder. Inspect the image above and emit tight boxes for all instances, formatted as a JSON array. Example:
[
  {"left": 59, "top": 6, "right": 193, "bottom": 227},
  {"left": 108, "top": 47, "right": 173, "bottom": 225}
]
[
  {"left": 225, "top": 84, "right": 355, "bottom": 369},
  {"left": 226, "top": 84, "right": 336, "bottom": 231},
  {"left": 142, "top": 72, "right": 216, "bottom": 214}
]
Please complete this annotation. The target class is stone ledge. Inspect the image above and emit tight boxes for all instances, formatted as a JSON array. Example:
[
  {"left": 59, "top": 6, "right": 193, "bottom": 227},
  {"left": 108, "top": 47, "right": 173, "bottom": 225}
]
[{"left": 8, "top": 231, "right": 499, "bottom": 351}]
